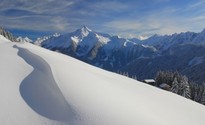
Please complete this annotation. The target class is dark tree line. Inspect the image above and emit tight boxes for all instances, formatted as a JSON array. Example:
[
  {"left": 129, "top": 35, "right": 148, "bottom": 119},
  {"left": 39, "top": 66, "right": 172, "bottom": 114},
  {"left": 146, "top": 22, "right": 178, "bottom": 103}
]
[
  {"left": 0, "top": 27, "right": 17, "bottom": 42},
  {"left": 155, "top": 70, "right": 205, "bottom": 105},
  {"left": 117, "top": 71, "right": 138, "bottom": 80},
  {"left": 116, "top": 70, "right": 205, "bottom": 105}
]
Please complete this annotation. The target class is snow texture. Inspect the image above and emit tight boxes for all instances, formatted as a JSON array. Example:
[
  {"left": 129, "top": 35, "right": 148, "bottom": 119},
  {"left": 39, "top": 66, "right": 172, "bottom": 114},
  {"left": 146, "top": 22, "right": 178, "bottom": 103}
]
[{"left": 1, "top": 34, "right": 205, "bottom": 125}]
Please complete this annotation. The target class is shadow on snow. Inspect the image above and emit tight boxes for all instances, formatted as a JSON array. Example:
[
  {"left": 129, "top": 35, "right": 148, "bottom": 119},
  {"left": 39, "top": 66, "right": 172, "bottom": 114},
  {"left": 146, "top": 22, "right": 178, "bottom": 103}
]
[{"left": 13, "top": 45, "right": 76, "bottom": 122}]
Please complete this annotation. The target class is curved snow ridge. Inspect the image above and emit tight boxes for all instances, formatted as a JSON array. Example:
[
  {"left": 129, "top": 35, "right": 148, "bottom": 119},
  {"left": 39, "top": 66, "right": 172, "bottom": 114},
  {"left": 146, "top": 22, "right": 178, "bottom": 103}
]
[
  {"left": 10, "top": 42, "right": 205, "bottom": 125},
  {"left": 14, "top": 45, "right": 77, "bottom": 122}
]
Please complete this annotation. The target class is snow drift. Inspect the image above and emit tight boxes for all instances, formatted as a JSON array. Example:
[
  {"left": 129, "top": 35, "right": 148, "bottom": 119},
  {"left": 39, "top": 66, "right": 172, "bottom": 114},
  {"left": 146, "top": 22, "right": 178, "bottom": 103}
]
[{"left": 1, "top": 34, "right": 205, "bottom": 125}]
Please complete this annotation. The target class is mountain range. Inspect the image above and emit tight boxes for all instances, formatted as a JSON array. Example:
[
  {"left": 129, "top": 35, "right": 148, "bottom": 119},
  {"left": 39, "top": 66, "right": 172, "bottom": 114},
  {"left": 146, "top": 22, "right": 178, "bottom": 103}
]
[
  {"left": 33, "top": 26, "right": 205, "bottom": 83},
  {"left": 34, "top": 26, "right": 156, "bottom": 73},
  {"left": 2, "top": 32, "right": 205, "bottom": 125}
]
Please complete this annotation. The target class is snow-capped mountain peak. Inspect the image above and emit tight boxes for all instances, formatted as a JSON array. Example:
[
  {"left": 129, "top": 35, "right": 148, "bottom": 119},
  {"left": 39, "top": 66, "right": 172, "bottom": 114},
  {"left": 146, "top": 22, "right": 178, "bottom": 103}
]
[
  {"left": 39, "top": 26, "right": 158, "bottom": 67},
  {"left": 74, "top": 26, "right": 92, "bottom": 38},
  {"left": 82, "top": 25, "right": 92, "bottom": 32},
  {"left": 95, "top": 33, "right": 110, "bottom": 44},
  {"left": 53, "top": 33, "right": 61, "bottom": 37},
  {"left": 16, "top": 36, "right": 33, "bottom": 43},
  {"left": 201, "top": 28, "right": 205, "bottom": 33}
]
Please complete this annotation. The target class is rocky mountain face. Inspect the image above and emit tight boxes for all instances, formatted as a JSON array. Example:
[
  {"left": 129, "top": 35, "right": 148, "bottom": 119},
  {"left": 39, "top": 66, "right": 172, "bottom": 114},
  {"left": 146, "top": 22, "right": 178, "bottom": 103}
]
[
  {"left": 120, "top": 44, "right": 205, "bottom": 83},
  {"left": 39, "top": 26, "right": 156, "bottom": 71},
  {"left": 37, "top": 27, "right": 205, "bottom": 83},
  {"left": 34, "top": 33, "right": 60, "bottom": 46},
  {"left": 121, "top": 30, "right": 205, "bottom": 83},
  {"left": 16, "top": 36, "right": 33, "bottom": 43},
  {"left": 142, "top": 29, "right": 205, "bottom": 51}
]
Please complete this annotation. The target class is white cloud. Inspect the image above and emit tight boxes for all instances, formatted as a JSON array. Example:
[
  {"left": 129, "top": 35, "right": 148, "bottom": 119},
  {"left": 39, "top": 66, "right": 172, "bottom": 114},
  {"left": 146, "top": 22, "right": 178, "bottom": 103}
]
[
  {"left": 50, "top": 17, "right": 70, "bottom": 31},
  {"left": 0, "top": 15, "right": 67, "bottom": 32},
  {"left": 90, "top": 1, "right": 128, "bottom": 12},
  {"left": 189, "top": 0, "right": 205, "bottom": 8},
  {"left": 102, "top": 1, "right": 205, "bottom": 37},
  {"left": 0, "top": 0, "right": 78, "bottom": 32},
  {"left": 0, "top": 0, "right": 75, "bottom": 14},
  {"left": 104, "top": 20, "right": 143, "bottom": 31},
  {"left": 1, "top": 0, "right": 205, "bottom": 38},
  {"left": 104, "top": 17, "right": 191, "bottom": 36}
]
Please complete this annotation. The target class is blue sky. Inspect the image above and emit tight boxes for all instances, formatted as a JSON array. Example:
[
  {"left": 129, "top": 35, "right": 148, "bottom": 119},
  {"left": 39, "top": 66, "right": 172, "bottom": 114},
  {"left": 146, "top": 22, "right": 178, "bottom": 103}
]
[{"left": 1, "top": 0, "right": 205, "bottom": 39}]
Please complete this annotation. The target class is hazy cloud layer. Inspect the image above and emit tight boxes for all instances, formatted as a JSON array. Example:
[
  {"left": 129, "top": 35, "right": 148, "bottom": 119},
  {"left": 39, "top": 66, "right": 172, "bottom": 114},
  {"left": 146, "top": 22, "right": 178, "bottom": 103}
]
[{"left": 1, "top": 0, "right": 205, "bottom": 39}]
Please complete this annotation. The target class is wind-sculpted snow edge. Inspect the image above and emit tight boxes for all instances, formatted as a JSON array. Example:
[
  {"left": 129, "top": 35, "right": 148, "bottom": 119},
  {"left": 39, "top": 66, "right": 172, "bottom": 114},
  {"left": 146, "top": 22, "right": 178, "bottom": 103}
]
[{"left": 13, "top": 45, "right": 77, "bottom": 122}]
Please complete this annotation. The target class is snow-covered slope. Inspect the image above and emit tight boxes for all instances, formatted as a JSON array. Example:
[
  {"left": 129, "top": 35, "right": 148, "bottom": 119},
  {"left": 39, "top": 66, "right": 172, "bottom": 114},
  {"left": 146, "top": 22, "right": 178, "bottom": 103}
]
[{"left": 1, "top": 34, "right": 205, "bottom": 125}]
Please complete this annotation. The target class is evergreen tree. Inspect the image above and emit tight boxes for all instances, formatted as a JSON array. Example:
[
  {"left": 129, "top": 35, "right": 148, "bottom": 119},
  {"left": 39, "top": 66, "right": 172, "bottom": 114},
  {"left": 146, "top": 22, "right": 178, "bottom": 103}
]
[
  {"left": 171, "top": 77, "right": 179, "bottom": 93},
  {"left": 155, "top": 70, "right": 205, "bottom": 104},
  {"left": 156, "top": 70, "right": 191, "bottom": 99},
  {"left": 131, "top": 75, "right": 137, "bottom": 80},
  {"left": 189, "top": 81, "right": 197, "bottom": 101},
  {"left": 200, "top": 83, "right": 205, "bottom": 104},
  {"left": 155, "top": 70, "right": 176, "bottom": 86},
  {"left": 180, "top": 76, "right": 191, "bottom": 99}
]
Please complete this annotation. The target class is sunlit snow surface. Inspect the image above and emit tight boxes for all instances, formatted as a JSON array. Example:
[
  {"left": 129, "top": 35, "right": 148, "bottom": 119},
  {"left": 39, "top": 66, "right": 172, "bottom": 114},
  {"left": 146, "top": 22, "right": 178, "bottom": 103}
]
[{"left": 1, "top": 34, "right": 205, "bottom": 125}]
